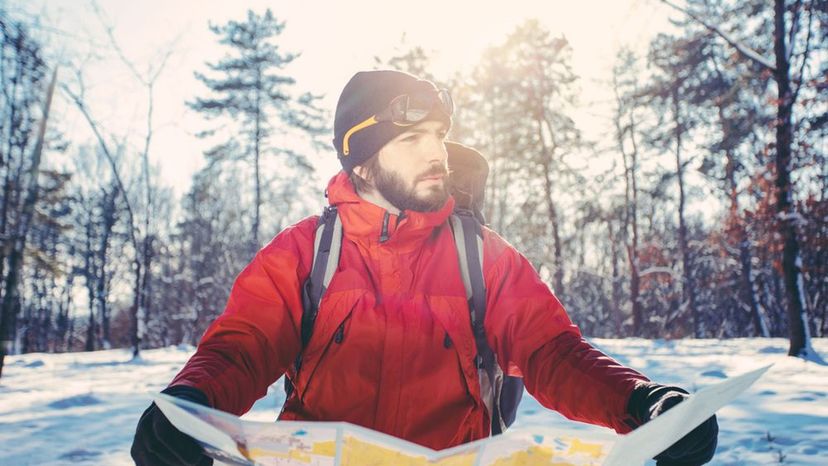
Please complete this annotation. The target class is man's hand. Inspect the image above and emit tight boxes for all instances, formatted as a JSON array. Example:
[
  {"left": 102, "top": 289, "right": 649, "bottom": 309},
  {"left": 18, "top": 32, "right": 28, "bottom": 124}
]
[
  {"left": 131, "top": 385, "right": 213, "bottom": 466},
  {"left": 628, "top": 383, "right": 719, "bottom": 466}
]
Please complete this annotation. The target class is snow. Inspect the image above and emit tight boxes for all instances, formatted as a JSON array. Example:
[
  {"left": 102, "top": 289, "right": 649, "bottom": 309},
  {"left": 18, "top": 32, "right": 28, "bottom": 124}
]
[{"left": 1, "top": 338, "right": 826, "bottom": 465}]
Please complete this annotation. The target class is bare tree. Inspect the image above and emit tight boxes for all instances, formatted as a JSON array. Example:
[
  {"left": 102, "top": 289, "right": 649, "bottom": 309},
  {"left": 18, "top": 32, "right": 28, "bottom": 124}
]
[
  {"left": 0, "top": 66, "right": 56, "bottom": 378},
  {"left": 58, "top": 2, "right": 174, "bottom": 357},
  {"left": 612, "top": 50, "right": 644, "bottom": 335},
  {"left": 90, "top": 1, "right": 174, "bottom": 350},
  {"left": 660, "top": 0, "right": 818, "bottom": 357}
]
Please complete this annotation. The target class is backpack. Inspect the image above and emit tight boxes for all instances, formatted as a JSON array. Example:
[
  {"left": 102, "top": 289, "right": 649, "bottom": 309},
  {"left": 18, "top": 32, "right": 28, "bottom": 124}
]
[{"left": 286, "top": 142, "right": 524, "bottom": 435}]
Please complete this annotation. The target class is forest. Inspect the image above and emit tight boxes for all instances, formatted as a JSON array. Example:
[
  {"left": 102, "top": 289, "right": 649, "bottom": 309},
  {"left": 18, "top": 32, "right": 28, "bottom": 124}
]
[{"left": 0, "top": 0, "right": 825, "bottom": 380}]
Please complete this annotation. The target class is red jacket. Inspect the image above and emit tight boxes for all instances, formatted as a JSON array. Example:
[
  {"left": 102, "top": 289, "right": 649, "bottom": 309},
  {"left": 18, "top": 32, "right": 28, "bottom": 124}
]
[{"left": 171, "top": 172, "right": 649, "bottom": 450}]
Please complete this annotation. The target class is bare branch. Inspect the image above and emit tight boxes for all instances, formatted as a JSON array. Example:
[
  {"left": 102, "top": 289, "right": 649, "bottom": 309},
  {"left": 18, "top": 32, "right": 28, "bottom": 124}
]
[
  {"left": 87, "top": 0, "right": 175, "bottom": 250},
  {"left": 660, "top": 0, "right": 777, "bottom": 72},
  {"left": 792, "top": 3, "right": 814, "bottom": 103},
  {"left": 149, "top": 47, "right": 174, "bottom": 84},
  {"left": 60, "top": 82, "right": 139, "bottom": 252},
  {"left": 787, "top": 0, "right": 803, "bottom": 62},
  {"left": 89, "top": 0, "right": 144, "bottom": 84},
  {"left": 90, "top": 0, "right": 177, "bottom": 87}
]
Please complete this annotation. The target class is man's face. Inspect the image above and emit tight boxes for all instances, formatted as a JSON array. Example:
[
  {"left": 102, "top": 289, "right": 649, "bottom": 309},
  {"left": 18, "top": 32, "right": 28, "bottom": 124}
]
[{"left": 370, "top": 120, "right": 450, "bottom": 212}]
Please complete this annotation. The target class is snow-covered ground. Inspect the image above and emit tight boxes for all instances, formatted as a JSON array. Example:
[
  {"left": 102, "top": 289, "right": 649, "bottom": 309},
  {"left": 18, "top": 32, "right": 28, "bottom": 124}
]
[{"left": 1, "top": 338, "right": 825, "bottom": 465}]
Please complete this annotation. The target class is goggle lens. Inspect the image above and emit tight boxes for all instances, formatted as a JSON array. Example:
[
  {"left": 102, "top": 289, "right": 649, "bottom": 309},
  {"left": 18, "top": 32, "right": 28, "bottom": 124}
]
[{"left": 389, "top": 90, "right": 453, "bottom": 125}]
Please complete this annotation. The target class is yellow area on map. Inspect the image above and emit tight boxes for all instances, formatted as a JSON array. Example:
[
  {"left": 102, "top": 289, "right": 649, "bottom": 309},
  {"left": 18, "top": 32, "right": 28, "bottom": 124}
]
[
  {"left": 312, "top": 440, "right": 337, "bottom": 456},
  {"left": 340, "top": 435, "right": 476, "bottom": 466},
  {"left": 488, "top": 439, "right": 607, "bottom": 466},
  {"left": 240, "top": 434, "right": 607, "bottom": 465},
  {"left": 243, "top": 439, "right": 337, "bottom": 463},
  {"left": 490, "top": 446, "right": 566, "bottom": 466},
  {"left": 566, "top": 438, "right": 605, "bottom": 459},
  {"left": 244, "top": 446, "right": 311, "bottom": 463}
]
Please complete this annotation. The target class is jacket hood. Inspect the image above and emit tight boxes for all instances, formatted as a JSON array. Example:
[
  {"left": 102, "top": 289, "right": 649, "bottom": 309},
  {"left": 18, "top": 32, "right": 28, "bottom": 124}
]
[{"left": 325, "top": 171, "right": 455, "bottom": 248}]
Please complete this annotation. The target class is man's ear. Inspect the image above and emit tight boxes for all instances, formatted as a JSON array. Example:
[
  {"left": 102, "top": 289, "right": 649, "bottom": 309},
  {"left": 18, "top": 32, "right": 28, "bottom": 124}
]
[{"left": 352, "top": 165, "right": 370, "bottom": 183}]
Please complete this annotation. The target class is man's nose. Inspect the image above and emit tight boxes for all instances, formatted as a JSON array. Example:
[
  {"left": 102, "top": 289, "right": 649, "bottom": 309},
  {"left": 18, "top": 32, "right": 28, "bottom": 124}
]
[{"left": 426, "top": 135, "right": 448, "bottom": 164}]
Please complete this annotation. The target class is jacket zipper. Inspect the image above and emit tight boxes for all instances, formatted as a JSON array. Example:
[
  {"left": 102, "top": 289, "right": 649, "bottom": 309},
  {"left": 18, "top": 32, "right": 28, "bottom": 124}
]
[{"left": 379, "top": 211, "right": 390, "bottom": 243}]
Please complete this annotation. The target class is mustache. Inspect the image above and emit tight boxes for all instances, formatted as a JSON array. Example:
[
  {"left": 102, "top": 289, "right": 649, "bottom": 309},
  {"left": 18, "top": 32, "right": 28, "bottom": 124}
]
[{"left": 416, "top": 163, "right": 450, "bottom": 182}]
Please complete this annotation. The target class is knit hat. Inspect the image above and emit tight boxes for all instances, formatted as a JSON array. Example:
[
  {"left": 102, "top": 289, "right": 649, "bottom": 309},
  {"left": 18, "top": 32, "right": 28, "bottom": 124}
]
[{"left": 333, "top": 70, "right": 451, "bottom": 173}]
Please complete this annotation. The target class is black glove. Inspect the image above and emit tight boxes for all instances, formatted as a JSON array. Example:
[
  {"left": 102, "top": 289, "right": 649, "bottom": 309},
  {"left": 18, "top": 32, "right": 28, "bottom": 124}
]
[
  {"left": 131, "top": 385, "right": 213, "bottom": 466},
  {"left": 627, "top": 383, "right": 719, "bottom": 466}
]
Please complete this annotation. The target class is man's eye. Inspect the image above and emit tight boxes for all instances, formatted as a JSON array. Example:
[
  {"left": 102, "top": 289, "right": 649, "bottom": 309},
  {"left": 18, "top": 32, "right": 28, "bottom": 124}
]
[{"left": 402, "top": 135, "right": 418, "bottom": 142}]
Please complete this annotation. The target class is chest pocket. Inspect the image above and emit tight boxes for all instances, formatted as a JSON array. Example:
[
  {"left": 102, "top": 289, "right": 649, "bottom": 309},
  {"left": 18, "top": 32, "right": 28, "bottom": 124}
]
[{"left": 291, "top": 291, "right": 358, "bottom": 404}]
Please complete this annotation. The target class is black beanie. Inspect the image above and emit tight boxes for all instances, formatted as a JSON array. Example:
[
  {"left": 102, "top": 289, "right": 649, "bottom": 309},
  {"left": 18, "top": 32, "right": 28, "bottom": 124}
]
[{"left": 333, "top": 70, "right": 451, "bottom": 173}]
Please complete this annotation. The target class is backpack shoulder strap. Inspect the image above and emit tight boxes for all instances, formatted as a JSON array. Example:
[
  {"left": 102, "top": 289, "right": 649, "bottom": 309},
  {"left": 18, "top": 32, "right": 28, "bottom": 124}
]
[
  {"left": 450, "top": 211, "right": 521, "bottom": 435},
  {"left": 301, "top": 205, "right": 342, "bottom": 347},
  {"left": 449, "top": 212, "right": 487, "bottom": 343},
  {"left": 286, "top": 206, "right": 341, "bottom": 400}
]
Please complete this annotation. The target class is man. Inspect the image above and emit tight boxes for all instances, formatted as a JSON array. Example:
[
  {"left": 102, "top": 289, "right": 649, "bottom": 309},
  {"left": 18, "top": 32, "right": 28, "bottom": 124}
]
[{"left": 132, "top": 70, "right": 718, "bottom": 465}]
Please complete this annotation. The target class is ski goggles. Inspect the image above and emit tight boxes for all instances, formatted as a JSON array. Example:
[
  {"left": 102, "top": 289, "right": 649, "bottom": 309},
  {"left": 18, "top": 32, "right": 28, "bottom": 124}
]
[{"left": 342, "top": 89, "right": 454, "bottom": 156}]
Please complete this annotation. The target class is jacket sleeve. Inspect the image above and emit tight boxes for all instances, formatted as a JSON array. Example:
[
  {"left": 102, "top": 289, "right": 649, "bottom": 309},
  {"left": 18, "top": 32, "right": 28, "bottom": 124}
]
[
  {"left": 168, "top": 217, "right": 317, "bottom": 415},
  {"left": 482, "top": 229, "right": 649, "bottom": 434}
]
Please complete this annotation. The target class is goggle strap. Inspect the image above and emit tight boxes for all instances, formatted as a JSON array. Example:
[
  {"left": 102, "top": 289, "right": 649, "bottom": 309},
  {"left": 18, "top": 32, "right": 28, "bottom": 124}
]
[{"left": 342, "top": 116, "right": 379, "bottom": 156}]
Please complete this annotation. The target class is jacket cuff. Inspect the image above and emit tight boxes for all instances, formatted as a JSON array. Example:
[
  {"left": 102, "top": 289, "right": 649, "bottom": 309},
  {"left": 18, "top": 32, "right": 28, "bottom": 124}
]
[
  {"left": 162, "top": 385, "right": 211, "bottom": 408},
  {"left": 626, "top": 382, "right": 689, "bottom": 426}
]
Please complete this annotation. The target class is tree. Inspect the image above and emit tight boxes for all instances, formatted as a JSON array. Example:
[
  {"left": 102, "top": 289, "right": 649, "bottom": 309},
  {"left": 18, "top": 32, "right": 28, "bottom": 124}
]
[
  {"left": 640, "top": 31, "right": 712, "bottom": 337},
  {"left": 0, "top": 14, "right": 54, "bottom": 377},
  {"left": 71, "top": 149, "right": 121, "bottom": 352},
  {"left": 658, "top": 19, "right": 775, "bottom": 337},
  {"left": 612, "top": 49, "right": 646, "bottom": 335},
  {"left": 60, "top": 2, "right": 178, "bottom": 357},
  {"left": 460, "top": 21, "right": 582, "bottom": 297},
  {"left": 90, "top": 0, "right": 172, "bottom": 354},
  {"left": 660, "top": 0, "right": 823, "bottom": 357},
  {"left": 189, "top": 9, "right": 327, "bottom": 252},
  {"left": 507, "top": 21, "right": 581, "bottom": 296},
  {"left": 18, "top": 168, "right": 72, "bottom": 353}
]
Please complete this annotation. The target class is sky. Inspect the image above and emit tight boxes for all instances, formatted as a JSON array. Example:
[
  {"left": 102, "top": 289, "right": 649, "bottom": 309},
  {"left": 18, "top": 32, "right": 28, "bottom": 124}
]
[
  {"left": 1, "top": 337, "right": 826, "bottom": 464},
  {"left": 6, "top": 0, "right": 679, "bottom": 197}
]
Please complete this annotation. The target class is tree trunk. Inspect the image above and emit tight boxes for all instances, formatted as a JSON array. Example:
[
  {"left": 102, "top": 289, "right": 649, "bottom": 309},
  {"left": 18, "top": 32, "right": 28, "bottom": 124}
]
[
  {"left": 97, "top": 188, "right": 117, "bottom": 349},
  {"left": 131, "top": 261, "right": 143, "bottom": 358},
  {"left": 139, "top": 234, "right": 152, "bottom": 348},
  {"left": 140, "top": 90, "right": 154, "bottom": 351},
  {"left": 540, "top": 156, "right": 565, "bottom": 296},
  {"left": 714, "top": 82, "right": 768, "bottom": 337},
  {"left": 58, "top": 257, "right": 74, "bottom": 353},
  {"left": 85, "top": 299, "right": 96, "bottom": 352},
  {"left": 537, "top": 119, "right": 565, "bottom": 296},
  {"left": 773, "top": 0, "right": 810, "bottom": 357},
  {"left": 252, "top": 72, "right": 263, "bottom": 251},
  {"left": 673, "top": 90, "right": 699, "bottom": 337},
  {"left": 0, "top": 67, "right": 55, "bottom": 379},
  {"left": 620, "top": 105, "right": 643, "bottom": 336},
  {"left": 608, "top": 217, "right": 623, "bottom": 334},
  {"left": 83, "top": 208, "right": 98, "bottom": 351}
]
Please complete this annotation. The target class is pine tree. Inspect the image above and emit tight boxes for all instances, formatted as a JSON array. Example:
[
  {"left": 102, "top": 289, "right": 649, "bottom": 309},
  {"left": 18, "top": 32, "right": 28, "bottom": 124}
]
[
  {"left": 189, "top": 9, "right": 327, "bottom": 252},
  {"left": 161, "top": 164, "right": 250, "bottom": 345}
]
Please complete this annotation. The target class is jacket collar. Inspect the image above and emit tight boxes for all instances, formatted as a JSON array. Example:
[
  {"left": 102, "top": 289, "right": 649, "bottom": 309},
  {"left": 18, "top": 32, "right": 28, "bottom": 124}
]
[{"left": 326, "top": 171, "right": 455, "bottom": 247}]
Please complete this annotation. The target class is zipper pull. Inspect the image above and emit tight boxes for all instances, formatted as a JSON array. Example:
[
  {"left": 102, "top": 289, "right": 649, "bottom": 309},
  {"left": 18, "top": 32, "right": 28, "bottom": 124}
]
[
  {"left": 379, "top": 211, "right": 390, "bottom": 243},
  {"left": 443, "top": 332, "right": 452, "bottom": 349},
  {"left": 334, "top": 323, "right": 345, "bottom": 344}
]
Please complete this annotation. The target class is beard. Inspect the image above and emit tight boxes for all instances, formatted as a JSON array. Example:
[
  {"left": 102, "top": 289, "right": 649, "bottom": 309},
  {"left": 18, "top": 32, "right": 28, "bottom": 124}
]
[{"left": 373, "top": 162, "right": 450, "bottom": 212}]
